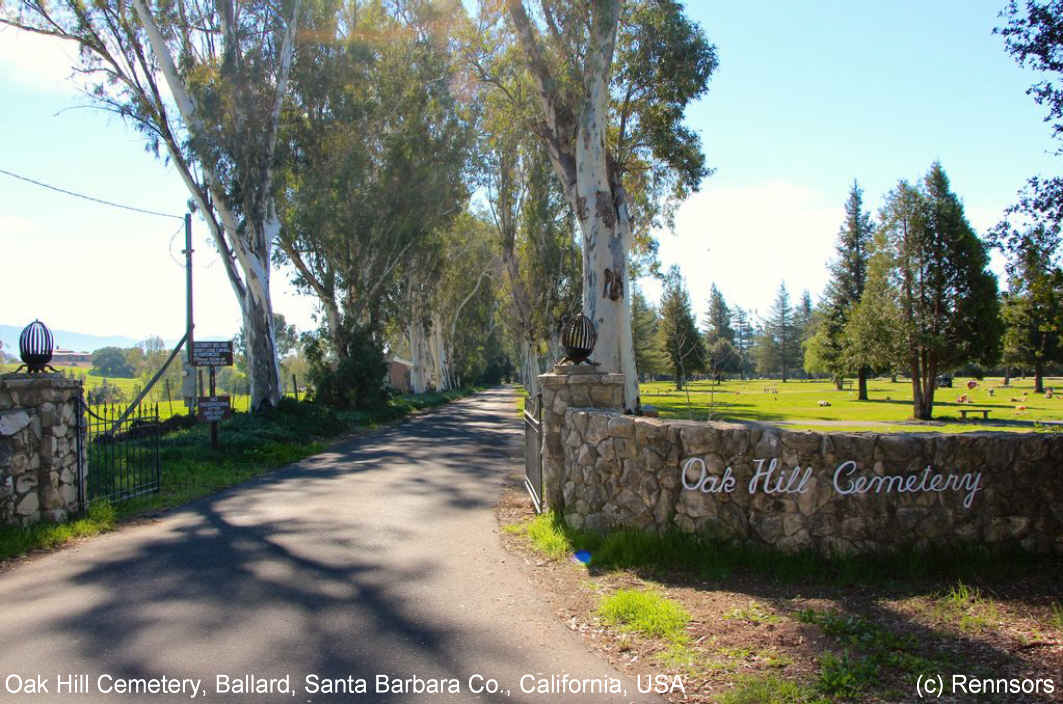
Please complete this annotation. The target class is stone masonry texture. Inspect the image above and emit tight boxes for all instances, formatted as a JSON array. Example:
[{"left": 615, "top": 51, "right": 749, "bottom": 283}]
[
  {"left": 0, "top": 375, "right": 85, "bottom": 525},
  {"left": 537, "top": 373, "right": 1063, "bottom": 556}
]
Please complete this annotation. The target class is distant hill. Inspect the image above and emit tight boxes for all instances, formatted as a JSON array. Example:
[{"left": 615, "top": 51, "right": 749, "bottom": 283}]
[{"left": 0, "top": 324, "right": 147, "bottom": 355}]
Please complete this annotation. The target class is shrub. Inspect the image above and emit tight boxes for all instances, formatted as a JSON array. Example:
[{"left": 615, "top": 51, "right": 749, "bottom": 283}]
[{"left": 305, "top": 326, "right": 388, "bottom": 410}]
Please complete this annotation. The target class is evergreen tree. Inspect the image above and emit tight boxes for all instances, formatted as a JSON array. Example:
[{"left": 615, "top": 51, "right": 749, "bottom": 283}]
[
  {"left": 994, "top": 1, "right": 1063, "bottom": 388},
  {"left": 756, "top": 282, "right": 801, "bottom": 381},
  {"left": 706, "top": 338, "right": 740, "bottom": 382},
  {"left": 632, "top": 288, "right": 669, "bottom": 379},
  {"left": 995, "top": 224, "right": 1062, "bottom": 392},
  {"left": 703, "top": 284, "right": 735, "bottom": 344},
  {"left": 731, "top": 306, "right": 755, "bottom": 379},
  {"left": 803, "top": 181, "right": 874, "bottom": 396},
  {"left": 882, "top": 164, "right": 1002, "bottom": 419},
  {"left": 658, "top": 266, "right": 706, "bottom": 390},
  {"left": 793, "top": 289, "right": 814, "bottom": 378},
  {"left": 845, "top": 232, "right": 906, "bottom": 376}
]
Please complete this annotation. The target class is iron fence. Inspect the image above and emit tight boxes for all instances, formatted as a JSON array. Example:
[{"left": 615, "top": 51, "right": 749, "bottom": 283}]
[{"left": 82, "top": 401, "right": 161, "bottom": 505}]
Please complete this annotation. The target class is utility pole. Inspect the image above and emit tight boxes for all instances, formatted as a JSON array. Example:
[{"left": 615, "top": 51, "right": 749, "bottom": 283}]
[{"left": 182, "top": 212, "right": 196, "bottom": 410}]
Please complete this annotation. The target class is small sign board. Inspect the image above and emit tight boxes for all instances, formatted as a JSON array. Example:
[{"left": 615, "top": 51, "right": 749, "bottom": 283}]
[
  {"left": 191, "top": 340, "right": 234, "bottom": 367},
  {"left": 197, "top": 395, "right": 232, "bottom": 422}
]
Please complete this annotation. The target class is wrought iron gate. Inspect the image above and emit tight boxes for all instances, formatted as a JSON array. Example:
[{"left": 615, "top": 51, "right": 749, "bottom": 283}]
[
  {"left": 82, "top": 401, "right": 161, "bottom": 505},
  {"left": 523, "top": 393, "right": 543, "bottom": 513}
]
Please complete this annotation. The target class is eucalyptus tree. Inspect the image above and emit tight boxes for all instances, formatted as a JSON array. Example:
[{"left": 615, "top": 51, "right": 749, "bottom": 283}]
[
  {"left": 996, "top": 1, "right": 1063, "bottom": 232},
  {"left": 2, "top": 0, "right": 300, "bottom": 409},
  {"left": 994, "top": 0, "right": 1063, "bottom": 370},
  {"left": 468, "top": 22, "right": 581, "bottom": 398},
  {"left": 276, "top": 0, "right": 472, "bottom": 362},
  {"left": 489, "top": 0, "right": 717, "bottom": 409},
  {"left": 389, "top": 213, "right": 500, "bottom": 392},
  {"left": 483, "top": 138, "right": 581, "bottom": 396}
]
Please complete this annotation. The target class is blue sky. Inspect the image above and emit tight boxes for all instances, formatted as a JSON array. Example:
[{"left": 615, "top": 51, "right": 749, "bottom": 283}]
[{"left": 0, "top": 0, "right": 1057, "bottom": 348}]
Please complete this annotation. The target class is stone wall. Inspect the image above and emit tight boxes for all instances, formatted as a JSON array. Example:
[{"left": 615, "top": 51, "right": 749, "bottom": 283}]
[
  {"left": 558, "top": 409, "right": 1063, "bottom": 556},
  {"left": 539, "top": 370, "right": 624, "bottom": 510},
  {"left": 0, "top": 375, "right": 85, "bottom": 524}
]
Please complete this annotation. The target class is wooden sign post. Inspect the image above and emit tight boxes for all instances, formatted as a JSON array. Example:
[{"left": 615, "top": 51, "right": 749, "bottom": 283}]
[{"left": 191, "top": 340, "right": 234, "bottom": 449}]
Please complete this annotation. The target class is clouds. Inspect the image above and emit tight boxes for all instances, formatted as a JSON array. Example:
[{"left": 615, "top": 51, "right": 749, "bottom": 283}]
[
  {"left": 649, "top": 180, "right": 843, "bottom": 321},
  {"left": 0, "top": 29, "right": 81, "bottom": 94}
]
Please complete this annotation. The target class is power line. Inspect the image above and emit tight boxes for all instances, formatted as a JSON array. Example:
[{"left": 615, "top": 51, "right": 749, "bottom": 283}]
[{"left": 0, "top": 166, "right": 184, "bottom": 220}]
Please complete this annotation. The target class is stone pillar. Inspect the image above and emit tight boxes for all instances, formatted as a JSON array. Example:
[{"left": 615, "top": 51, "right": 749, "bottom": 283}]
[
  {"left": 538, "top": 368, "right": 624, "bottom": 511},
  {"left": 0, "top": 375, "right": 86, "bottom": 524}
]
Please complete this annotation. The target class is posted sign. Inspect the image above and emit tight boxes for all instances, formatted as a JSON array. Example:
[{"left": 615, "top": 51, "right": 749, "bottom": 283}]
[
  {"left": 197, "top": 396, "right": 232, "bottom": 422},
  {"left": 191, "top": 340, "right": 234, "bottom": 367}
]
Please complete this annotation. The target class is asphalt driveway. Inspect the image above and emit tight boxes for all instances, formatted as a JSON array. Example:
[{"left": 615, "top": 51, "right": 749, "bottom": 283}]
[{"left": 0, "top": 387, "right": 660, "bottom": 703}]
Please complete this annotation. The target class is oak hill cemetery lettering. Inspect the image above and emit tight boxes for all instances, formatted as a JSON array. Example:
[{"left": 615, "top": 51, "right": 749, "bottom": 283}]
[{"left": 681, "top": 456, "right": 983, "bottom": 509}]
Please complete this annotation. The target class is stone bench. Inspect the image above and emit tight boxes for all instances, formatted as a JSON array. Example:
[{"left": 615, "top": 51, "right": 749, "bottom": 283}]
[{"left": 958, "top": 408, "right": 991, "bottom": 420}]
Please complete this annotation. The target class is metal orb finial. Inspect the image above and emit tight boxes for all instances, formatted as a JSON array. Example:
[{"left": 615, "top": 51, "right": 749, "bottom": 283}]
[
  {"left": 18, "top": 320, "right": 55, "bottom": 374},
  {"left": 560, "top": 313, "right": 597, "bottom": 365}
]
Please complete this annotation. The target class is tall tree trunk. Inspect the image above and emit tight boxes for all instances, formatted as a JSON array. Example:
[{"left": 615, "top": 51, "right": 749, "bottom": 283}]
[
  {"left": 237, "top": 211, "right": 283, "bottom": 411},
  {"left": 1035, "top": 360, "right": 1045, "bottom": 394},
  {"left": 506, "top": 0, "right": 637, "bottom": 410},
  {"left": 429, "top": 314, "right": 449, "bottom": 391},
  {"left": 911, "top": 357, "right": 925, "bottom": 420},
  {"left": 857, "top": 366, "right": 869, "bottom": 401},
  {"left": 912, "top": 353, "right": 936, "bottom": 420},
  {"left": 134, "top": 0, "right": 295, "bottom": 411},
  {"left": 242, "top": 280, "right": 282, "bottom": 411},
  {"left": 408, "top": 320, "right": 427, "bottom": 394},
  {"left": 1004, "top": 365, "right": 1011, "bottom": 385},
  {"left": 574, "top": 78, "right": 630, "bottom": 404}
]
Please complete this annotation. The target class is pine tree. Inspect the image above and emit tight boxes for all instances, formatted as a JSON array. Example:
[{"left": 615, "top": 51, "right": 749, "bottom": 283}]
[
  {"left": 845, "top": 232, "right": 905, "bottom": 376},
  {"left": 756, "top": 282, "right": 801, "bottom": 381},
  {"left": 659, "top": 266, "right": 706, "bottom": 390},
  {"left": 793, "top": 290, "right": 814, "bottom": 378},
  {"left": 731, "top": 307, "right": 755, "bottom": 380},
  {"left": 703, "top": 284, "right": 735, "bottom": 344},
  {"left": 632, "top": 288, "right": 669, "bottom": 379},
  {"left": 804, "top": 181, "right": 874, "bottom": 396},
  {"left": 995, "top": 224, "right": 1062, "bottom": 393}
]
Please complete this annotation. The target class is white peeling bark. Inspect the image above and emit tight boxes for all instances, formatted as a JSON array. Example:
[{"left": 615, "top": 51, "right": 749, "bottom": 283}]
[
  {"left": 408, "top": 321, "right": 427, "bottom": 394},
  {"left": 507, "top": 0, "right": 637, "bottom": 410},
  {"left": 519, "top": 337, "right": 540, "bottom": 399},
  {"left": 134, "top": 0, "right": 296, "bottom": 410}
]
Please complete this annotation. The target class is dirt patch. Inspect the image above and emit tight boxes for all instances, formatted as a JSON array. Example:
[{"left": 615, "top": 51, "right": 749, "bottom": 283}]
[{"left": 496, "top": 486, "right": 1063, "bottom": 703}]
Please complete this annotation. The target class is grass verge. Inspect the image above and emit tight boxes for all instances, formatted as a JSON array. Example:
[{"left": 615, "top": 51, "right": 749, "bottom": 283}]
[
  {"left": 0, "top": 501, "right": 116, "bottom": 561},
  {"left": 598, "top": 588, "right": 690, "bottom": 643},
  {"left": 717, "top": 674, "right": 828, "bottom": 704},
  {"left": 501, "top": 506, "right": 1061, "bottom": 703},
  {"left": 507, "top": 511, "right": 1045, "bottom": 585}
]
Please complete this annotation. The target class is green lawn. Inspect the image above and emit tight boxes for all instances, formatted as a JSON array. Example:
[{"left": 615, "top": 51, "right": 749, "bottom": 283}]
[
  {"left": 641, "top": 376, "right": 1063, "bottom": 432},
  {"left": 1, "top": 363, "right": 293, "bottom": 420}
]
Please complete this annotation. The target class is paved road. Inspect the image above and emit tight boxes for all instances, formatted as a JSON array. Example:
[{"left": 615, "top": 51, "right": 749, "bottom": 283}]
[{"left": 0, "top": 388, "right": 660, "bottom": 704}]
